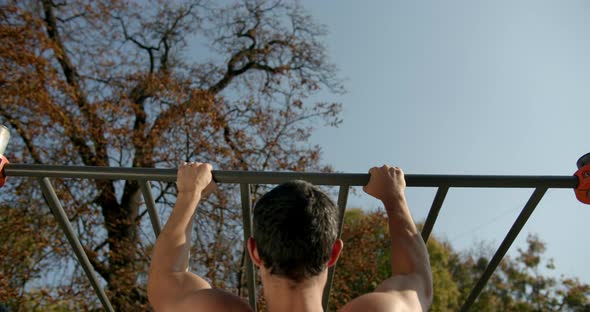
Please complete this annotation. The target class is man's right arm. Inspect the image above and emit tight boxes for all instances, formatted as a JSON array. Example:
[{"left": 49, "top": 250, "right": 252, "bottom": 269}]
[{"left": 341, "top": 165, "right": 433, "bottom": 312}]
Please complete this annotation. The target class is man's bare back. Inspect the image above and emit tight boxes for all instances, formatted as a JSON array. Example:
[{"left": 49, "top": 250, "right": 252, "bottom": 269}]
[{"left": 147, "top": 163, "right": 432, "bottom": 312}]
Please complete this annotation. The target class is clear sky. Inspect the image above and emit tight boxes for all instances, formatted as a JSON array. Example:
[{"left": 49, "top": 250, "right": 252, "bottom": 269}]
[{"left": 300, "top": 0, "right": 590, "bottom": 283}]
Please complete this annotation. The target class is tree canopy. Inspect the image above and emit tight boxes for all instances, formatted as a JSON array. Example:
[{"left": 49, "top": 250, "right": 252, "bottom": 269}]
[
  {"left": 1, "top": 0, "right": 342, "bottom": 310},
  {"left": 331, "top": 209, "right": 590, "bottom": 312}
]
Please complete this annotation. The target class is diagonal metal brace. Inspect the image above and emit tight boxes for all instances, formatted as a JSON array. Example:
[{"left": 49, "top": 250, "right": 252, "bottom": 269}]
[
  {"left": 459, "top": 187, "right": 547, "bottom": 312},
  {"left": 38, "top": 177, "right": 114, "bottom": 312}
]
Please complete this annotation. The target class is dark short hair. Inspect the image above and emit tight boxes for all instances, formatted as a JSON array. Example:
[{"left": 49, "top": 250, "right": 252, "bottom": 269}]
[{"left": 252, "top": 180, "right": 339, "bottom": 282}]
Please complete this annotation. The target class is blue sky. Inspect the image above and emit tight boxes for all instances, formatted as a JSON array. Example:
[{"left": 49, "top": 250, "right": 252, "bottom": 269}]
[{"left": 301, "top": 0, "right": 590, "bottom": 283}]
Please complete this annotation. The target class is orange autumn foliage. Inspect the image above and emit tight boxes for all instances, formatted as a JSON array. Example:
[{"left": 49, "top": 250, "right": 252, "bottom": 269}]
[{"left": 0, "top": 1, "right": 342, "bottom": 310}]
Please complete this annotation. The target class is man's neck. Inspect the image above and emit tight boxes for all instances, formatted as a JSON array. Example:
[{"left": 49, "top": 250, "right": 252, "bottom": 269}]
[{"left": 261, "top": 271, "right": 327, "bottom": 312}]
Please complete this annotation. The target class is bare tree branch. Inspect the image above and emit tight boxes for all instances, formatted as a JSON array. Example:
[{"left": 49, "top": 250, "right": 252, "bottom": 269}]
[
  {"left": 0, "top": 107, "right": 43, "bottom": 163},
  {"left": 41, "top": 0, "right": 107, "bottom": 166}
]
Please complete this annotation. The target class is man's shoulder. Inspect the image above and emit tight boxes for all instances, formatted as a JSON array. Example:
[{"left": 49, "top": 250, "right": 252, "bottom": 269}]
[
  {"left": 339, "top": 290, "right": 422, "bottom": 312},
  {"left": 174, "top": 288, "right": 253, "bottom": 312}
]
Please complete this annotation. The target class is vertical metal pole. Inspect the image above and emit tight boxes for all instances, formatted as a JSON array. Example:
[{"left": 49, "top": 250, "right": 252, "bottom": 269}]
[
  {"left": 459, "top": 187, "right": 547, "bottom": 312},
  {"left": 38, "top": 178, "right": 114, "bottom": 312},
  {"left": 322, "top": 185, "right": 350, "bottom": 311},
  {"left": 240, "top": 183, "right": 257, "bottom": 311},
  {"left": 421, "top": 186, "right": 449, "bottom": 242},
  {"left": 139, "top": 180, "right": 162, "bottom": 237}
]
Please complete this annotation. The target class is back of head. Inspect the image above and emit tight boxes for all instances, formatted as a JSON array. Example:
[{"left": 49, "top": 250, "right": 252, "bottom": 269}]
[{"left": 253, "top": 180, "right": 339, "bottom": 282}]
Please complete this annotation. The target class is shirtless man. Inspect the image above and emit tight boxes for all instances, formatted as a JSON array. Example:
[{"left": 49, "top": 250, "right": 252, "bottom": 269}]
[{"left": 148, "top": 163, "right": 433, "bottom": 311}]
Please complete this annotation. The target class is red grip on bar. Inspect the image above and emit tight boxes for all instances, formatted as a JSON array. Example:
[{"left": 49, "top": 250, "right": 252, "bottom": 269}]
[
  {"left": 0, "top": 155, "right": 8, "bottom": 188},
  {"left": 574, "top": 163, "right": 590, "bottom": 204}
]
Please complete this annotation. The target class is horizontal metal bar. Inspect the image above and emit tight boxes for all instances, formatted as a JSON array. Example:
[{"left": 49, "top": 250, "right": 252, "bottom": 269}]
[
  {"left": 38, "top": 178, "right": 115, "bottom": 312},
  {"left": 6, "top": 164, "right": 178, "bottom": 181},
  {"left": 4, "top": 164, "right": 579, "bottom": 188},
  {"left": 459, "top": 187, "right": 548, "bottom": 312}
]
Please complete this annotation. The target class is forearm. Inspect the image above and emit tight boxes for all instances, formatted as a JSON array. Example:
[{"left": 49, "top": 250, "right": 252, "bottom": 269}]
[
  {"left": 383, "top": 196, "right": 431, "bottom": 280},
  {"left": 148, "top": 163, "right": 215, "bottom": 309},
  {"left": 150, "top": 192, "right": 200, "bottom": 274},
  {"left": 365, "top": 166, "right": 433, "bottom": 309}
]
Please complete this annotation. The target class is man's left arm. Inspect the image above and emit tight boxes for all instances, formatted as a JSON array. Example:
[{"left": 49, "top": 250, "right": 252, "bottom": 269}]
[{"left": 147, "top": 162, "right": 215, "bottom": 311}]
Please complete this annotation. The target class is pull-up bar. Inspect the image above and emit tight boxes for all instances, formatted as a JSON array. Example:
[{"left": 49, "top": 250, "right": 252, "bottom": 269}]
[
  {"left": 0, "top": 124, "right": 588, "bottom": 311},
  {"left": 1, "top": 163, "right": 580, "bottom": 188}
]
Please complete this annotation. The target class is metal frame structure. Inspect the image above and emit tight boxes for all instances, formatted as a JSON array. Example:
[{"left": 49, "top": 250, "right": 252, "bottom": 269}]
[{"left": 2, "top": 163, "right": 585, "bottom": 311}]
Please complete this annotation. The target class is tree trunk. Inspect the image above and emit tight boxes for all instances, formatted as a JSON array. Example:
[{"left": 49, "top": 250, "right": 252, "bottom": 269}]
[{"left": 99, "top": 180, "right": 147, "bottom": 310}]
